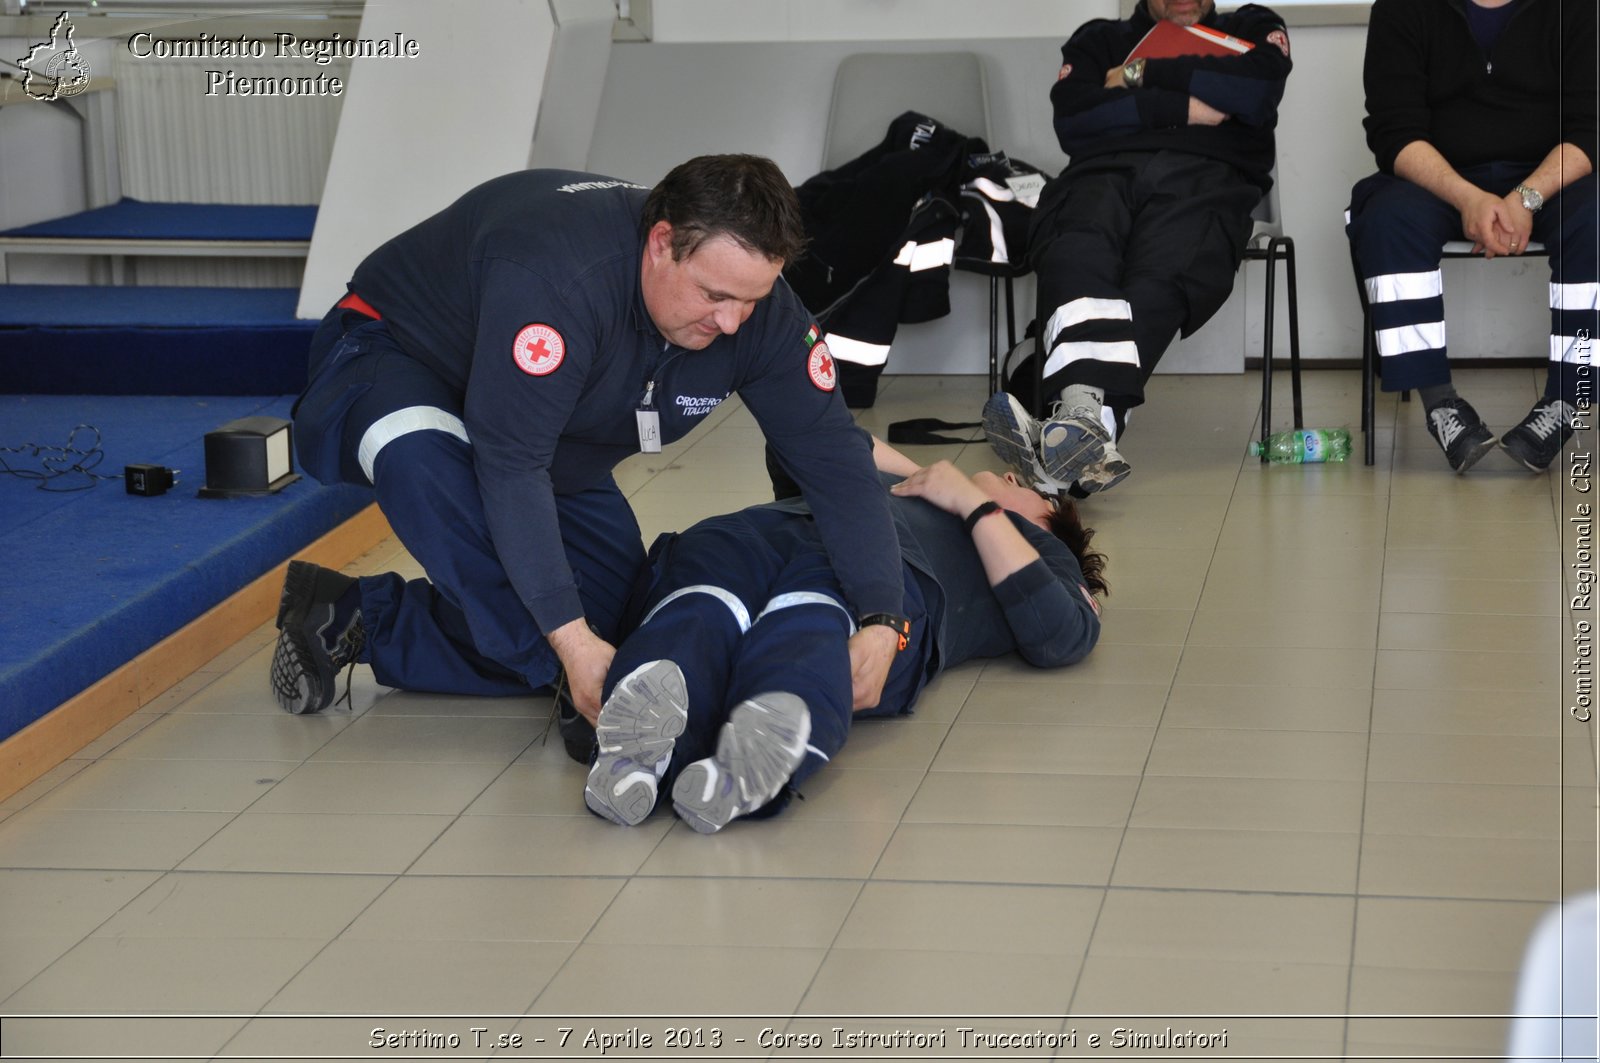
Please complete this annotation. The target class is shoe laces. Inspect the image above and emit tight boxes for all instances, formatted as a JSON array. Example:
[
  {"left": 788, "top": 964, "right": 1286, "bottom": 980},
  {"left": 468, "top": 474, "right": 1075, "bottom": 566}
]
[
  {"left": 1522, "top": 400, "right": 1573, "bottom": 441},
  {"left": 332, "top": 622, "right": 364, "bottom": 711},
  {"left": 1047, "top": 399, "right": 1101, "bottom": 426},
  {"left": 1427, "top": 404, "right": 1467, "bottom": 448}
]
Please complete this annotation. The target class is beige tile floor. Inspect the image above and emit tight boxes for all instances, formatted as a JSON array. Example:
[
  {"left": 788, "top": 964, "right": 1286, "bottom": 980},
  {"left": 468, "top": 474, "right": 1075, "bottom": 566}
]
[{"left": 1, "top": 369, "right": 1595, "bottom": 1061}]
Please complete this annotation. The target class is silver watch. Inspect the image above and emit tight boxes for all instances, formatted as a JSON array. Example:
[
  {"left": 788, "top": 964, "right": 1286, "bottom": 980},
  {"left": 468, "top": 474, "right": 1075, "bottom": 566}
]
[
  {"left": 1122, "top": 57, "right": 1146, "bottom": 88},
  {"left": 1515, "top": 184, "right": 1544, "bottom": 213}
]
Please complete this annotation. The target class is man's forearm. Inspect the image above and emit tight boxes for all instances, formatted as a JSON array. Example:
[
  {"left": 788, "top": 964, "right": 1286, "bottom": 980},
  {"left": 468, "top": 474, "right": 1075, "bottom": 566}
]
[
  {"left": 1392, "top": 140, "right": 1481, "bottom": 211},
  {"left": 1521, "top": 143, "right": 1595, "bottom": 202}
]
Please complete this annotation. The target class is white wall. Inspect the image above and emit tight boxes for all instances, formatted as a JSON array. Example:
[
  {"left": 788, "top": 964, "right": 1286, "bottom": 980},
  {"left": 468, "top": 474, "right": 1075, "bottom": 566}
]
[
  {"left": 647, "top": 0, "right": 1093, "bottom": 43},
  {"left": 296, "top": 0, "right": 559, "bottom": 316}
]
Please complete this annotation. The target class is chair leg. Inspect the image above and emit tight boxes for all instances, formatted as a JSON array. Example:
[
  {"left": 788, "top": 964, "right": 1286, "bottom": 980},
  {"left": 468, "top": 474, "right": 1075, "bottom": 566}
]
[
  {"left": 1363, "top": 306, "right": 1376, "bottom": 466},
  {"left": 1259, "top": 243, "right": 1276, "bottom": 462},
  {"left": 1350, "top": 239, "right": 1377, "bottom": 466},
  {"left": 1282, "top": 237, "right": 1303, "bottom": 429},
  {"left": 988, "top": 275, "right": 1000, "bottom": 397},
  {"left": 1003, "top": 274, "right": 1018, "bottom": 352}
]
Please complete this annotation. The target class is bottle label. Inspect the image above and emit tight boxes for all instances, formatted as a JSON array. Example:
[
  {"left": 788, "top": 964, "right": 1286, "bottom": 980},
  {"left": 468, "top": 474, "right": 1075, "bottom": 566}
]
[{"left": 1301, "top": 430, "right": 1324, "bottom": 463}]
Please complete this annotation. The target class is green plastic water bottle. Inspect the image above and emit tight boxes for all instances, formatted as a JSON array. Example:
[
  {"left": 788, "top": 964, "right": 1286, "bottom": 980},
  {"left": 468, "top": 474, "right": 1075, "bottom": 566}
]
[{"left": 1249, "top": 427, "right": 1352, "bottom": 464}]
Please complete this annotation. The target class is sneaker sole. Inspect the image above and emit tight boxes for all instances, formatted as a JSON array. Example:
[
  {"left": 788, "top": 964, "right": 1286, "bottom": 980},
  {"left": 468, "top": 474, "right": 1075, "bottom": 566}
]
[
  {"left": 981, "top": 392, "right": 1036, "bottom": 474},
  {"left": 1039, "top": 422, "right": 1109, "bottom": 484},
  {"left": 1451, "top": 436, "right": 1498, "bottom": 474},
  {"left": 672, "top": 693, "right": 810, "bottom": 834},
  {"left": 1075, "top": 458, "right": 1131, "bottom": 495},
  {"left": 1497, "top": 436, "right": 1555, "bottom": 473},
  {"left": 584, "top": 660, "right": 689, "bottom": 826},
  {"left": 982, "top": 393, "right": 1072, "bottom": 495},
  {"left": 270, "top": 561, "right": 336, "bottom": 715}
]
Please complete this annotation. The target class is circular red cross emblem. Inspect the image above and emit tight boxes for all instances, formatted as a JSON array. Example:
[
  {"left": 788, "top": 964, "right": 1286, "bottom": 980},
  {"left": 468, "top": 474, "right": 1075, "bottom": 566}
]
[
  {"left": 808, "top": 341, "right": 837, "bottom": 392},
  {"left": 513, "top": 323, "right": 565, "bottom": 376}
]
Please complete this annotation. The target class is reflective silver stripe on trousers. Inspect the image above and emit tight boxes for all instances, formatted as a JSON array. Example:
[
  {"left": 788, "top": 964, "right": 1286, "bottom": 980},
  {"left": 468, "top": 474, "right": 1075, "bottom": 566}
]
[
  {"left": 1553, "top": 335, "right": 1594, "bottom": 364},
  {"left": 1365, "top": 270, "right": 1443, "bottom": 303},
  {"left": 1376, "top": 321, "right": 1447, "bottom": 358},
  {"left": 755, "top": 591, "right": 857, "bottom": 634},
  {"left": 358, "top": 405, "right": 471, "bottom": 484},
  {"left": 642, "top": 584, "right": 752, "bottom": 632},
  {"left": 1552, "top": 283, "right": 1600, "bottom": 311},
  {"left": 1042, "top": 339, "right": 1141, "bottom": 378}
]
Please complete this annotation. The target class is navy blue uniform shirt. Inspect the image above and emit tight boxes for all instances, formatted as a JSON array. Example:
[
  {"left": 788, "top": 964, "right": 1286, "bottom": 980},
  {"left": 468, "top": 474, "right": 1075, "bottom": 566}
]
[{"left": 348, "top": 169, "right": 904, "bottom": 634}]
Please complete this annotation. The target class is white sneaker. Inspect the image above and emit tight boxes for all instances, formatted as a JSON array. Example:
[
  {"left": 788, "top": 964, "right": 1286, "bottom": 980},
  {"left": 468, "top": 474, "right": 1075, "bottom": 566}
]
[
  {"left": 584, "top": 660, "right": 688, "bottom": 826},
  {"left": 671, "top": 693, "right": 810, "bottom": 834}
]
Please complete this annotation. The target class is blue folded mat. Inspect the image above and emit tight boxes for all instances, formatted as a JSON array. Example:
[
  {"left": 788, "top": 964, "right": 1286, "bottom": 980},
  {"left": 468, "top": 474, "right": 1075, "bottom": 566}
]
[{"left": 0, "top": 394, "right": 371, "bottom": 740}]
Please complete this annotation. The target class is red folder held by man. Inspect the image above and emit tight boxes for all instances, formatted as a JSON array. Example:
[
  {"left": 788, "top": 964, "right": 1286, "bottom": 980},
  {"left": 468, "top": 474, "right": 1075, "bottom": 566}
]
[{"left": 1124, "top": 18, "right": 1254, "bottom": 62}]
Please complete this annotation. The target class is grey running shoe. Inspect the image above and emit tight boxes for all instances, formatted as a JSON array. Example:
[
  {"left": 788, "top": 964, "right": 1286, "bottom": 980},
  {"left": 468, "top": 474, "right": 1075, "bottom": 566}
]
[
  {"left": 671, "top": 692, "right": 810, "bottom": 834},
  {"left": 982, "top": 392, "right": 1071, "bottom": 496},
  {"left": 1424, "top": 397, "right": 1496, "bottom": 473},
  {"left": 1038, "top": 399, "right": 1111, "bottom": 485},
  {"left": 1499, "top": 398, "right": 1575, "bottom": 472},
  {"left": 584, "top": 660, "right": 688, "bottom": 826},
  {"left": 1073, "top": 437, "right": 1132, "bottom": 495},
  {"left": 270, "top": 561, "right": 363, "bottom": 715}
]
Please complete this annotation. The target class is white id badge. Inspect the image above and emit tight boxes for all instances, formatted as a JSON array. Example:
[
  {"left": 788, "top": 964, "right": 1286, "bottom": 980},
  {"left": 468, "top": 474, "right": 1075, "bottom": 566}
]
[{"left": 636, "top": 408, "right": 662, "bottom": 453}]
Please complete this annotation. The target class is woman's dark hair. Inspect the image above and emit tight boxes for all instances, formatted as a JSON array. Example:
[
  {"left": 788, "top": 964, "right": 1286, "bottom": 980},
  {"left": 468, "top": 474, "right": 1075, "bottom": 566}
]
[
  {"left": 1045, "top": 498, "right": 1109, "bottom": 598},
  {"left": 641, "top": 154, "right": 809, "bottom": 264}
]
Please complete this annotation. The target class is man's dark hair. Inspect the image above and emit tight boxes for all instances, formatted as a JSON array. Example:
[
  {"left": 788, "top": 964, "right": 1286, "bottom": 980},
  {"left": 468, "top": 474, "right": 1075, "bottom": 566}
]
[
  {"left": 641, "top": 154, "right": 808, "bottom": 264},
  {"left": 1046, "top": 499, "right": 1109, "bottom": 598}
]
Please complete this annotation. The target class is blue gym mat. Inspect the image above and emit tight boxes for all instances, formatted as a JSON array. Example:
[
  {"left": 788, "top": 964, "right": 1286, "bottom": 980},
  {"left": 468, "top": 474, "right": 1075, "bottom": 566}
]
[
  {"left": 0, "top": 394, "right": 372, "bottom": 741},
  {"left": 0, "top": 198, "right": 316, "bottom": 242}
]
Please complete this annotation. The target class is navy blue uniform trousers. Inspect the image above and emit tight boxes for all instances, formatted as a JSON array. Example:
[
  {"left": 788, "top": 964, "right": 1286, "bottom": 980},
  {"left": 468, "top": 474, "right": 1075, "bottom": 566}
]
[
  {"left": 292, "top": 304, "right": 646, "bottom": 696},
  {"left": 607, "top": 508, "right": 933, "bottom": 814},
  {"left": 1347, "top": 164, "right": 1598, "bottom": 399}
]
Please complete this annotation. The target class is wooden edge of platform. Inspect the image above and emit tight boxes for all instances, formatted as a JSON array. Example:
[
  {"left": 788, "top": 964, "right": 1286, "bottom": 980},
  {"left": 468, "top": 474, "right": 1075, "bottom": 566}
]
[{"left": 0, "top": 503, "right": 392, "bottom": 804}]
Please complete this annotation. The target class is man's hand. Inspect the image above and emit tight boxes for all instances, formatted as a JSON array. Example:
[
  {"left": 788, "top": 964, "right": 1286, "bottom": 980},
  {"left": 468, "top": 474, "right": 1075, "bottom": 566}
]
[
  {"left": 1104, "top": 66, "right": 1128, "bottom": 90},
  {"left": 1187, "top": 97, "right": 1226, "bottom": 126},
  {"left": 1459, "top": 188, "right": 1517, "bottom": 258},
  {"left": 847, "top": 623, "right": 900, "bottom": 712},
  {"left": 547, "top": 618, "right": 615, "bottom": 723},
  {"left": 1497, "top": 193, "right": 1535, "bottom": 256}
]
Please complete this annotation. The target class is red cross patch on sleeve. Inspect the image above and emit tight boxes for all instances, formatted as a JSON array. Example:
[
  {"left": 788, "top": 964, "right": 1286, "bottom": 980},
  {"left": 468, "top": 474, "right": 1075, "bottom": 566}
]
[
  {"left": 808, "top": 340, "right": 837, "bottom": 392},
  {"left": 512, "top": 323, "right": 565, "bottom": 376}
]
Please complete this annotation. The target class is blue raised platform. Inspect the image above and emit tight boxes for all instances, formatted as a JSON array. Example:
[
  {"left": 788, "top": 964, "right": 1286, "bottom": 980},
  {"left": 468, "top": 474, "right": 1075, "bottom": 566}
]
[
  {"left": 0, "top": 285, "right": 316, "bottom": 394},
  {"left": 0, "top": 198, "right": 316, "bottom": 242},
  {"left": 0, "top": 394, "right": 371, "bottom": 742}
]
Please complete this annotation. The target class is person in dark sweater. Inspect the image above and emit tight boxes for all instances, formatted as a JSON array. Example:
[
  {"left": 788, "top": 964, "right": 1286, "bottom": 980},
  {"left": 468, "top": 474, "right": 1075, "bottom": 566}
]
[
  {"left": 983, "top": 0, "right": 1291, "bottom": 499},
  {"left": 1345, "top": 0, "right": 1597, "bottom": 473},
  {"left": 268, "top": 157, "right": 908, "bottom": 722},
  {"left": 582, "top": 440, "right": 1107, "bottom": 833}
]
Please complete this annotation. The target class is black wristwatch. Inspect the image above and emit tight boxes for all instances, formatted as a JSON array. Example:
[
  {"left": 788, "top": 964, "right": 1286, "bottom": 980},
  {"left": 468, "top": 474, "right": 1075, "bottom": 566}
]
[{"left": 858, "top": 612, "right": 912, "bottom": 651}]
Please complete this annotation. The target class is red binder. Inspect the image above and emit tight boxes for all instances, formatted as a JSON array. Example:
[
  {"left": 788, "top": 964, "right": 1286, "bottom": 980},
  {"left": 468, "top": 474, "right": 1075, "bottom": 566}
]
[{"left": 1124, "top": 19, "right": 1255, "bottom": 63}]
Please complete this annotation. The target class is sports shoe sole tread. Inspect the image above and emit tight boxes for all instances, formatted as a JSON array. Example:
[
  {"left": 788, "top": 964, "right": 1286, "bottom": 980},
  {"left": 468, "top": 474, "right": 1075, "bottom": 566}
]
[
  {"left": 584, "top": 660, "right": 689, "bottom": 826},
  {"left": 672, "top": 692, "right": 810, "bottom": 834}
]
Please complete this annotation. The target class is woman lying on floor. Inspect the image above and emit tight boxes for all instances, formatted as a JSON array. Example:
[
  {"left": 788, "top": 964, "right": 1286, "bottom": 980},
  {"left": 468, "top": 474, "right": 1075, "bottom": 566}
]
[{"left": 583, "top": 439, "right": 1108, "bottom": 832}]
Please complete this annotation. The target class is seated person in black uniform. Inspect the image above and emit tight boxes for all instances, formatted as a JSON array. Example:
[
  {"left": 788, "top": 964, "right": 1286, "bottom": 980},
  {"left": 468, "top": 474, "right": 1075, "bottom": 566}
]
[
  {"left": 1345, "top": 0, "right": 1596, "bottom": 473},
  {"left": 581, "top": 440, "right": 1107, "bottom": 833},
  {"left": 984, "top": 0, "right": 1292, "bottom": 498}
]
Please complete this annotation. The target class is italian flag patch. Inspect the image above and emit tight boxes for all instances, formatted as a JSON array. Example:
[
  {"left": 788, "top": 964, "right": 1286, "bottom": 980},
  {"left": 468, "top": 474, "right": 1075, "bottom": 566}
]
[{"left": 804, "top": 324, "right": 820, "bottom": 347}]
